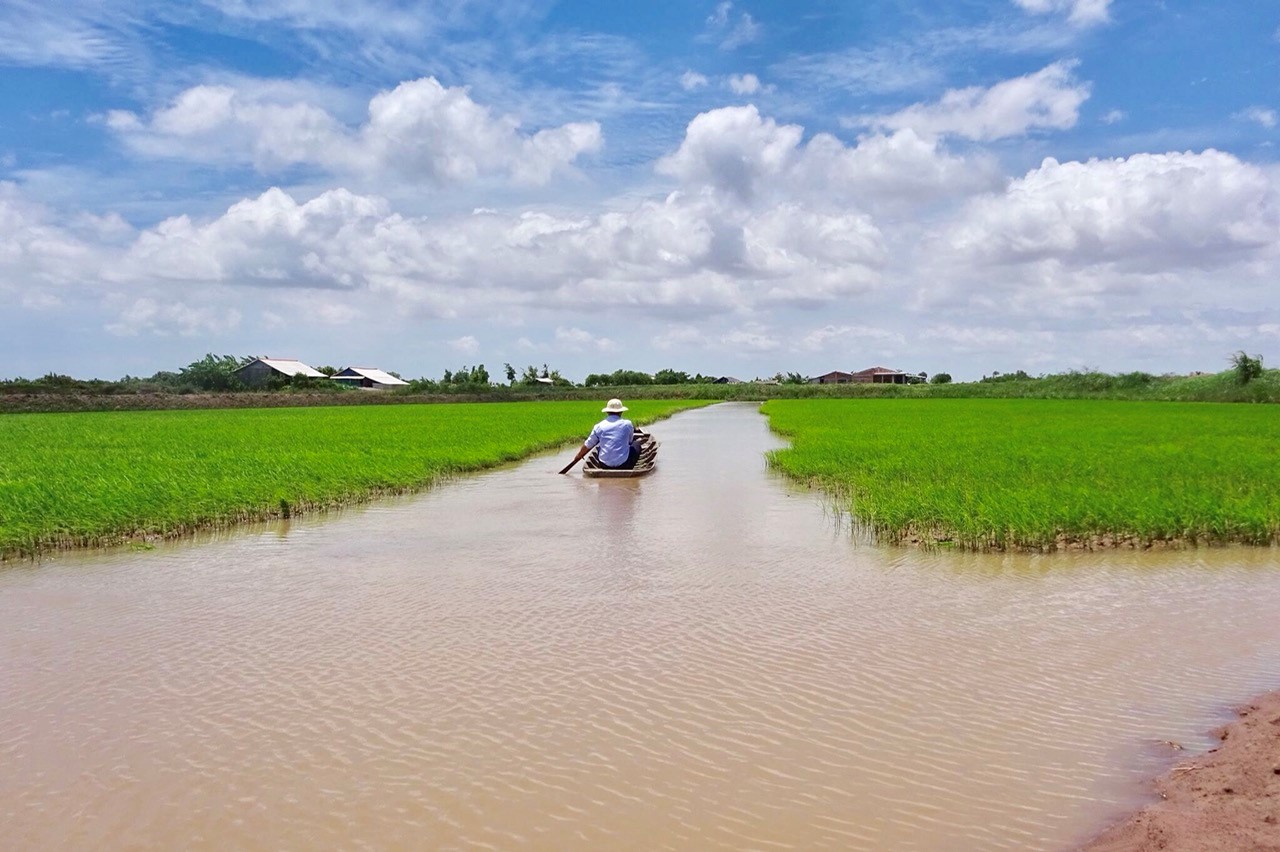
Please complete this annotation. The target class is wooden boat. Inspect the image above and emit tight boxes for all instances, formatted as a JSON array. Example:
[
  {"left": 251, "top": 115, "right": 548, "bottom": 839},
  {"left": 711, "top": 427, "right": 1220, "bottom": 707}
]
[{"left": 583, "top": 429, "right": 659, "bottom": 478}]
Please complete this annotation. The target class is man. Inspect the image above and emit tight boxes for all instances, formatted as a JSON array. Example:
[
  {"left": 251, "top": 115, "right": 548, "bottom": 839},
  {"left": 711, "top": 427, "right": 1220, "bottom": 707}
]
[{"left": 562, "top": 398, "right": 641, "bottom": 472}]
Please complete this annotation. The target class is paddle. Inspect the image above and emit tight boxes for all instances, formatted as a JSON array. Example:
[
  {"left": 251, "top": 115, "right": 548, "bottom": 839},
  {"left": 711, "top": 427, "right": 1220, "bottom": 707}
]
[{"left": 559, "top": 444, "right": 591, "bottom": 474}]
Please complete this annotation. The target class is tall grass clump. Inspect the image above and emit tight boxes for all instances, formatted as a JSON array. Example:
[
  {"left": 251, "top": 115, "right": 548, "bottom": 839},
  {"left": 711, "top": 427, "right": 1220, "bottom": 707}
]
[
  {"left": 0, "top": 400, "right": 707, "bottom": 557},
  {"left": 763, "top": 398, "right": 1280, "bottom": 550}
]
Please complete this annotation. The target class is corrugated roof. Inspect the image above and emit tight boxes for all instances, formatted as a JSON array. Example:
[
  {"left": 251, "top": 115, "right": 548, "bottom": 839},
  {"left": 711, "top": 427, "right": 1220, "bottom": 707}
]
[
  {"left": 242, "top": 358, "right": 327, "bottom": 378},
  {"left": 335, "top": 366, "right": 409, "bottom": 385}
]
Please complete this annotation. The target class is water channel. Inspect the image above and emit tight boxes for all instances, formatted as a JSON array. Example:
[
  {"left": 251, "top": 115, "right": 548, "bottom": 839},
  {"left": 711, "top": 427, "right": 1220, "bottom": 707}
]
[{"left": 4, "top": 402, "right": 1280, "bottom": 850}]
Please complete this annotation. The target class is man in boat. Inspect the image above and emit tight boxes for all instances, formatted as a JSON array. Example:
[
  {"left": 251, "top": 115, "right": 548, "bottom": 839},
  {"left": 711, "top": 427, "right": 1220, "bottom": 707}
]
[{"left": 563, "top": 398, "right": 642, "bottom": 471}]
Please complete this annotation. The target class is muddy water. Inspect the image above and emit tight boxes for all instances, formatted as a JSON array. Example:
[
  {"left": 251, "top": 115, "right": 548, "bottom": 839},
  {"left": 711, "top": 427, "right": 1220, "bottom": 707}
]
[{"left": 4, "top": 403, "right": 1280, "bottom": 851}]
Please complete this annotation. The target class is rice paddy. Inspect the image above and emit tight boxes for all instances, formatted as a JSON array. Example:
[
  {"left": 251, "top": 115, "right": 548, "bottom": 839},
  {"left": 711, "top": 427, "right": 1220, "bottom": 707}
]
[
  {"left": 0, "top": 400, "right": 708, "bottom": 557},
  {"left": 763, "top": 398, "right": 1280, "bottom": 550}
]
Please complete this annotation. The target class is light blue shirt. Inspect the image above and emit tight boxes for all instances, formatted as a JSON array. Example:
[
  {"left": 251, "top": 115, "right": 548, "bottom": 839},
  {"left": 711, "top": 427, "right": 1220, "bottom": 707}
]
[{"left": 585, "top": 415, "right": 635, "bottom": 467}]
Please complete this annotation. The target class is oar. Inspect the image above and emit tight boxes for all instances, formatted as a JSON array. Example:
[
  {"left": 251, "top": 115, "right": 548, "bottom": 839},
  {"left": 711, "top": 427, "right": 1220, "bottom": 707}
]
[{"left": 559, "top": 444, "right": 591, "bottom": 474}]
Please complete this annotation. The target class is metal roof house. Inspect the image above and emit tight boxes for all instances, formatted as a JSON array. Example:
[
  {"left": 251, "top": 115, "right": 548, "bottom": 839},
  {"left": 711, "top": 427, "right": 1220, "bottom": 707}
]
[
  {"left": 810, "top": 370, "right": 854, "bottom": 384},
  {"left": 234, "top": 357, "right": 327, "bottom": 387},
  {"left": 331, "top": 367, "right": 410, "bottom": 390},
  {"left": 711, "top": 376, "right": 743, "bottom": 384},
  {"left": 851, "top": 366, "right": 910, "bottom": 384}
]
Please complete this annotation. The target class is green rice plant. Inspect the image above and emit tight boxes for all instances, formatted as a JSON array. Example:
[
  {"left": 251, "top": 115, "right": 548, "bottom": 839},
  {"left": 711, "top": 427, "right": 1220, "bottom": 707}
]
[
  {"left": 0, "top": 400, "right": 707, "bottom": 557},
  {"left": 762, "top": 398, "right": 1280, "bottom": 550}
]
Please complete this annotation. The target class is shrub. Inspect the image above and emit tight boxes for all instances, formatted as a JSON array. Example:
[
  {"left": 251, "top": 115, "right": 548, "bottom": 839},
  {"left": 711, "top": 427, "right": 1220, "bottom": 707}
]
[
  {"left": 1231, "top": 351, "right": 1264, "bottom": 385},
  {"left": 930, "top": 373, "right": 952, "bottom": 384}
]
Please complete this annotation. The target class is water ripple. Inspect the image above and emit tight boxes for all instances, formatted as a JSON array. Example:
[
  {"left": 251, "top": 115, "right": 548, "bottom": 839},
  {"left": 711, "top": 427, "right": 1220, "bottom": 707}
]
[{"left": 3, "top": 404, "right": 1280, "bottom": 850}]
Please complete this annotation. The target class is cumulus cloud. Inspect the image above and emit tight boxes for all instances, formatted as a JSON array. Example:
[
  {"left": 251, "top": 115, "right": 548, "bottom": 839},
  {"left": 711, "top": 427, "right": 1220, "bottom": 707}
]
[
  {"left": 945, "top": 150, "right": 1280, "bottom": 270},
  {"left": 94, "top": 178, "right": 886, "bottom": 321},
  {"left": 863, "top": 61, "right": 1090, "bottom": 141},
  {"left": 107, "top": 76, "right": 602, "bottom": 186},
  {"left": 1012, "top": 0, "right": 1111, "bottom": 27},
  {"left": 658, "top": 105, "right": 1001, "bottom": 204},
  {"left": 0, "top": 182, "right": 105, "bottom": 296},
  {"left": 728, "top": 73, "right": 763, "bottom": 95}
]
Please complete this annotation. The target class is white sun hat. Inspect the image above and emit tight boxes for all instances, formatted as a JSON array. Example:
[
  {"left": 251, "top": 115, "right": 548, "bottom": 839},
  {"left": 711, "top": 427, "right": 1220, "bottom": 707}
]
[{"left": 602, "top": 398, "right": 628, "bottom": 413}]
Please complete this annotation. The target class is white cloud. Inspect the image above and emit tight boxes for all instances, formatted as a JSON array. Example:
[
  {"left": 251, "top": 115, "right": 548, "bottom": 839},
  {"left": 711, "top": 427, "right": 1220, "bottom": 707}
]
[
  {"left": 200, "top": 0, "right": 429, "bottom": 37},
  {"left": 105, "top": 297, "right": 242, "bottom": 337},
  {"left": 1101, "top": 109, "right": 1126, "bottom": 125},
  {"left": 863, "top": 61, "right": 1090, "bottom": 141},
  {"left": 107, "top": 76, "right": 602, "bottom": 186},
  {"left": 94, "top": 174, "right": 887, "bottom": 322},
  {"left": 450, "top": 335, "right": 480, "bottom": 354},
  {"left": 0, "top": 182, "right": 105, "bottom": 296},
  {"left": 1236, "top": 106, "right": 1278, "bottom": 129},
  {"left": 705, "top": 2, "right": 761, "bottom": 50},
  {"left": 944, "top": 150, "right": 1280, "bottom": 270},
  {"left": 795, "top": 324, "right": 906, "bottom": 353},
  {"left": 728, "top": 73, "right": 763, "bottom": 95},
  {"left": 0, "top": 1, "right": 139, "bottom": 74},
  {"left": 721, "top": 323, "right": 780, "bottom": 352},
  {"left": 652, "top": 322, "right": 780, "bottom": 353},
  {"left": 1012, "top": 0, "right": 1111, "bottom": 27},
  {"left": 680, "top": 71, "right": 709, "bottom": 91},
  {"left": 658, "top": 105, "right": 1001, "bottom": 205},
  {"left": 554, "top": 326, "right": 616, "bottom": 352}
]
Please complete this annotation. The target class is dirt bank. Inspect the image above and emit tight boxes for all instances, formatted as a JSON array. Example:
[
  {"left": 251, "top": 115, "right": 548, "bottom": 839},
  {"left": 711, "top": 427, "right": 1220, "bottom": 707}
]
[{"left": 1081, "top": 690, "right": 1280, "bottom": 851}]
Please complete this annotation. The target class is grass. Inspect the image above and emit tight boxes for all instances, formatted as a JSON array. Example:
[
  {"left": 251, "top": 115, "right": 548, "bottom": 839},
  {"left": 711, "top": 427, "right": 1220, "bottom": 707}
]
[
  {"left": 762, "top": 398, "right": 1280, "bottom": 550},
  {"left": 0, "top": 400, "right": 708, "bottom": 557}
]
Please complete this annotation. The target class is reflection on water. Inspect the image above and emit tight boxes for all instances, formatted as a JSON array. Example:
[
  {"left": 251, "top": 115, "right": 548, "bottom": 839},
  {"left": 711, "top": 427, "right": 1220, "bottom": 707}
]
[{"left": 3, "top": 403, "right": 1280, "bottom": 851}]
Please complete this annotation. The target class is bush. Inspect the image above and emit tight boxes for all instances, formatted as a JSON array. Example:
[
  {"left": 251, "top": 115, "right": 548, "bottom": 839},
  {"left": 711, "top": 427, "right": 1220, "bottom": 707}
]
[
  {"left": 930, "top": 373, "right": 952, "bottom": 384},
  {"left": 1231, "top": 351, "right": 1264, "bottom": 385}
]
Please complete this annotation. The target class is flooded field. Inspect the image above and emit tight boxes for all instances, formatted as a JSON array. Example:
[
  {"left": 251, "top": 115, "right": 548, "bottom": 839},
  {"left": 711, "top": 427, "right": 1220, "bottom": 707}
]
[{"left": 4, "top": 403, "right": 1280, "bottom": 850}]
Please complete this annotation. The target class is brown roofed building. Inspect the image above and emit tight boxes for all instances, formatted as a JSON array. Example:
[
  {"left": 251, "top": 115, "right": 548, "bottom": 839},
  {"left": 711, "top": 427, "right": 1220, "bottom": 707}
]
[{"left": 851, "top": 366, "right": 910, "bottom": 384}]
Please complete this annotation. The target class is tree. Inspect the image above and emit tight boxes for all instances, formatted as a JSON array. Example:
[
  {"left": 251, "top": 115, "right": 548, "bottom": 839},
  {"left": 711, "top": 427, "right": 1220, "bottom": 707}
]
[
  {"left": 654, "top": 368, "right": 691, "bottom": 384},
  {"left": 1231, "top": 351, "right": 1264, "bottom": 385},
  {"left": 930, "top": 372, "right": 952, "bottom": 384},
  {"left": 316, "top": 365, "right": 338, "bottom": 376},
  {"left": 503, "top": 362, "right": 516, "bottom": 384},
  {"left": 178, "top": 354, "right": 249, "bottom": 391}
]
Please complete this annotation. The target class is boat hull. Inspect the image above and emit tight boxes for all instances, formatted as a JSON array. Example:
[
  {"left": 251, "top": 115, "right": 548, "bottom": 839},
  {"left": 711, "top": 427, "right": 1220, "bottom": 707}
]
[{"left": 582, "top": 431, "right": 658, "bottom": 478}]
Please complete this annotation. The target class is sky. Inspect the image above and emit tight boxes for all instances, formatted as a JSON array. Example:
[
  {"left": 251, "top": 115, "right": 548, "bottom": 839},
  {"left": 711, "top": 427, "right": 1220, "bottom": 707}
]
[{"left": 2, "top": 0, "right": 1278, "bottom": 382}]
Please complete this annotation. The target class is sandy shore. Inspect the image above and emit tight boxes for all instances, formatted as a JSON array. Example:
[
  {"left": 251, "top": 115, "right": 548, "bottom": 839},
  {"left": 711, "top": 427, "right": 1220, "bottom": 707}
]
[{"left": 1081, "top": 690, "right": 1280, "bottom": 851}]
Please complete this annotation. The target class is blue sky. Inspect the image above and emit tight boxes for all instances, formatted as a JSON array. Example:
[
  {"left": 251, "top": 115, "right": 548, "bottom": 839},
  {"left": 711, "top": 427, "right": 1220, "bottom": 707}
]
[{"left": 2, "top": 0, "right": 1278, "bottom": 381}]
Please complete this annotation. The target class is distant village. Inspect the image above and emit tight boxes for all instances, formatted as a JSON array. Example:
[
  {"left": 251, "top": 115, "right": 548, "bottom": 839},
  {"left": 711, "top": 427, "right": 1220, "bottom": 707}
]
[{"left": 237, "top": 357, "right": 932, "bottom": 389}]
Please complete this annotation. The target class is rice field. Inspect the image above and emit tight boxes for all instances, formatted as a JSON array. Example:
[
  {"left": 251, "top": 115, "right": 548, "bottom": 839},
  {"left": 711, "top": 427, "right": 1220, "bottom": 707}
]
[
  {"left": 762, "top": 398, "right": 1280, "bottom": 550},
  {"left": 0, "top": 400, "right": 708, "bottom": 557}
]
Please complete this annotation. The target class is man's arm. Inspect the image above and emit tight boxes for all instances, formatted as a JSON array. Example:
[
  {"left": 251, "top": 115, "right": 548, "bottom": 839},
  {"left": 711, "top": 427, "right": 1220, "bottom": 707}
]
[{"left": 560, "top": 442, "right": 593, "bottom": 474}]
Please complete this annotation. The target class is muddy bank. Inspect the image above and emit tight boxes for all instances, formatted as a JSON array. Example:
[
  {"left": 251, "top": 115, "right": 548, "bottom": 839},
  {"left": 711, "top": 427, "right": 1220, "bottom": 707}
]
[{"left": 1081, "top": 690, "right": 1280, "bottom": 851}]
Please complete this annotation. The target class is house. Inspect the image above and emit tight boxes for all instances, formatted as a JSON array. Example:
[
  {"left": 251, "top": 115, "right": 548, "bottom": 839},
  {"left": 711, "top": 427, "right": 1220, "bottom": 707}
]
[
  {"left": 851, "top": 366, "right": 910, "bottom": 384},
  {"left": 810, "top": 370, "right": 854, "bottom": 384},
  {"left": 234, "top": 357, "right": 327, "bottom": 387},
  {"left": 331, "top": 367, "right": 410, "bottom": 390},
  {"left": 711, "top": 376, "right": 742, "bottom": 384}
]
